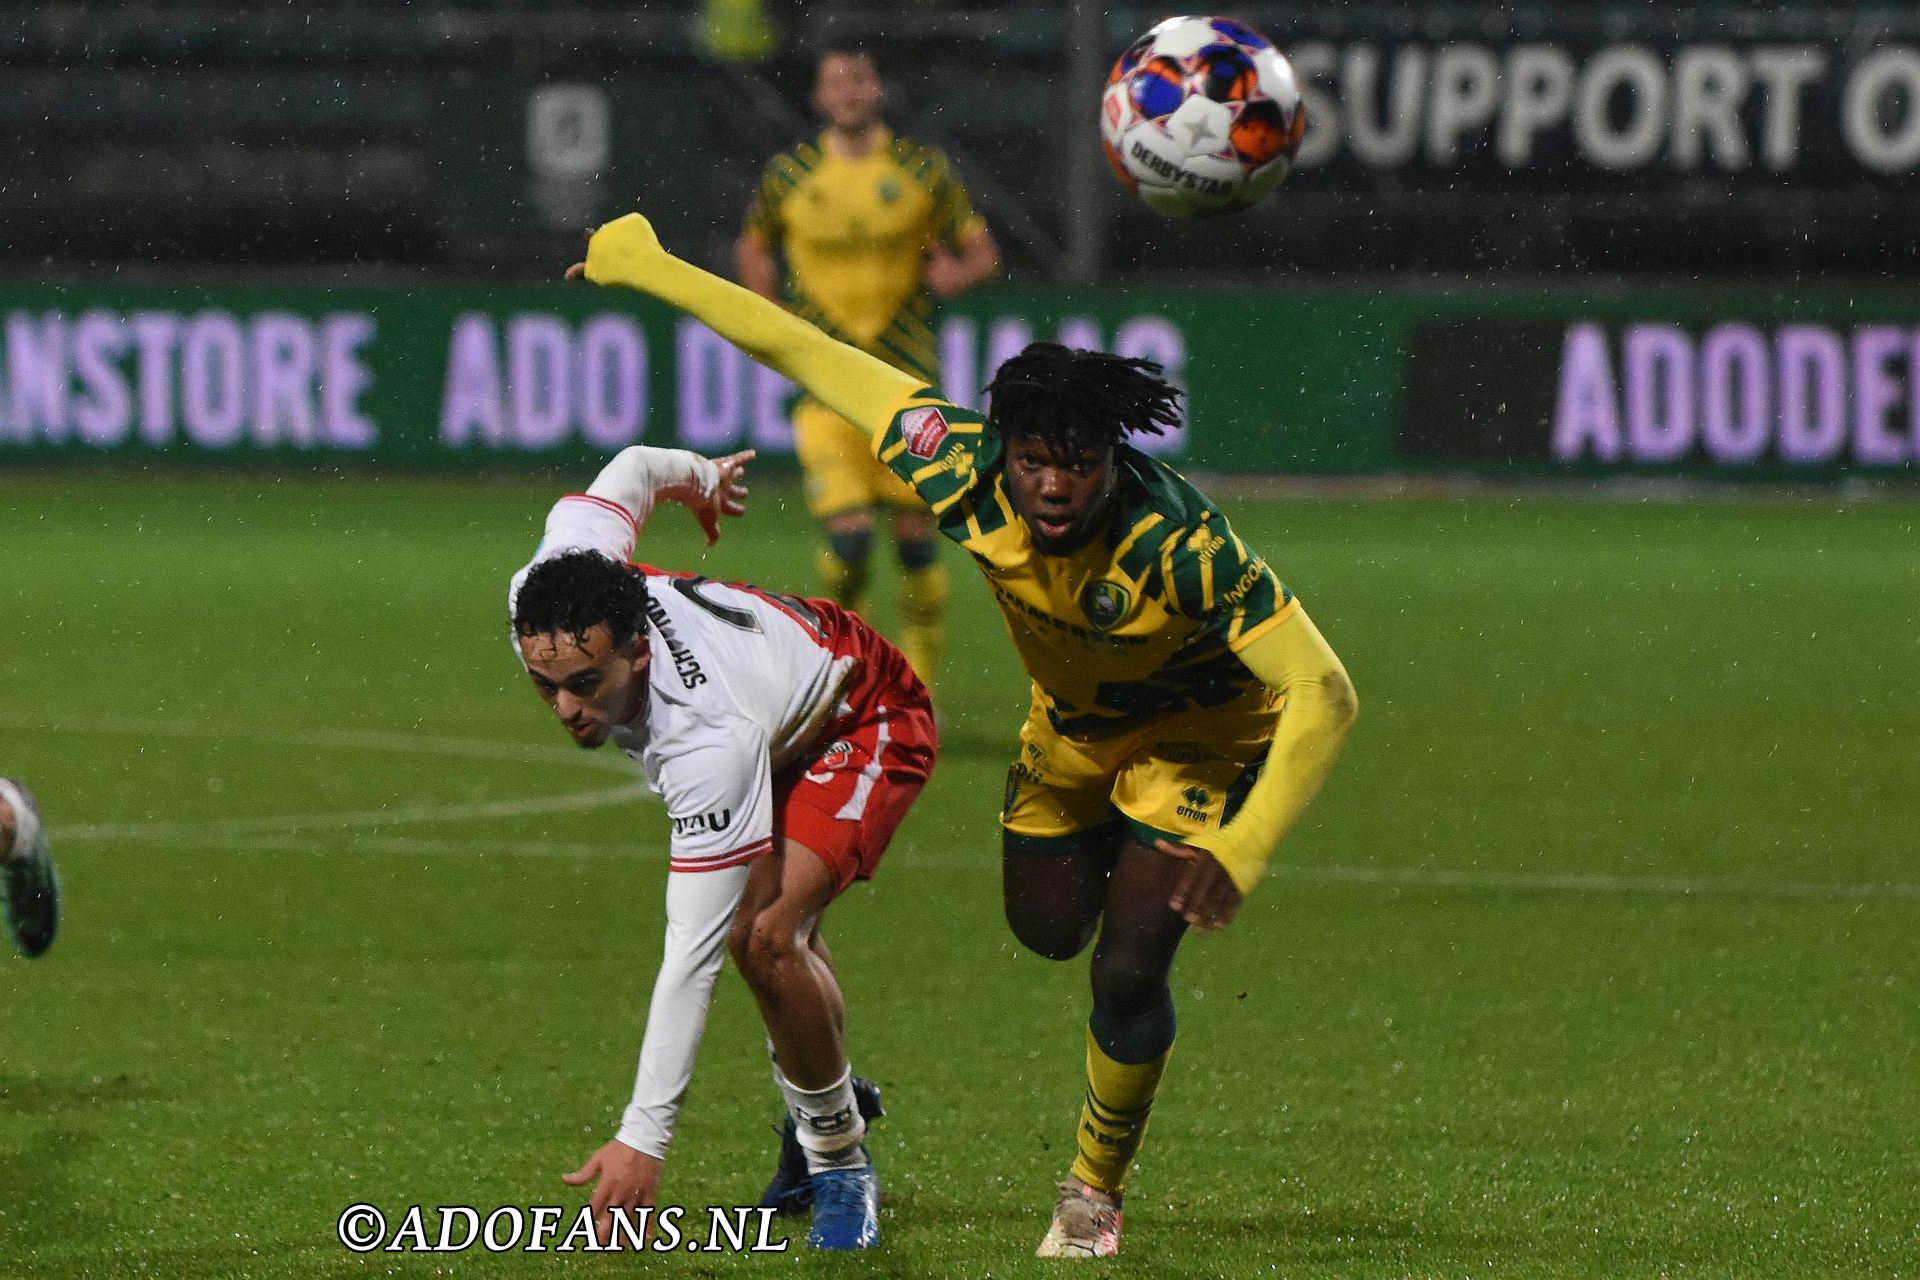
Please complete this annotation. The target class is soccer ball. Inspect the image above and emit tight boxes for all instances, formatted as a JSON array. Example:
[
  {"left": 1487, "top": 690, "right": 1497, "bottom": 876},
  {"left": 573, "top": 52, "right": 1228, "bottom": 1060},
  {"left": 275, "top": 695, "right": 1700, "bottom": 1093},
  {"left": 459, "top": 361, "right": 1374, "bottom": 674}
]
[{"left": 1100, "top": 15, "right": 1306, "bottom": 218}]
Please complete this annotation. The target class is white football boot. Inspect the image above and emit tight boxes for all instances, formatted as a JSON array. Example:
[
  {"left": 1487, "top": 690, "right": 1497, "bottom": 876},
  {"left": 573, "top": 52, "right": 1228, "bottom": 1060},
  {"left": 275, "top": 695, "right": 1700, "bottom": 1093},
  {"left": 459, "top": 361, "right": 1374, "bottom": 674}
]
[{"left": 1035, "top": 1178, "right": 1122, "bottom": 1258}]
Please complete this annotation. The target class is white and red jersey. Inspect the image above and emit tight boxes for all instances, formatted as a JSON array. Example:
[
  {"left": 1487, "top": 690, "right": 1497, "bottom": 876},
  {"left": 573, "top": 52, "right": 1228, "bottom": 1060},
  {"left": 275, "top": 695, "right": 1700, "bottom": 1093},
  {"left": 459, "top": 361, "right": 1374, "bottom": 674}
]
[
  {"left": 612, "top": 564, "right": 871, "bottom": 840},
  {"left": 507, "top": 448, "right": 923, "bottom": 1160}
]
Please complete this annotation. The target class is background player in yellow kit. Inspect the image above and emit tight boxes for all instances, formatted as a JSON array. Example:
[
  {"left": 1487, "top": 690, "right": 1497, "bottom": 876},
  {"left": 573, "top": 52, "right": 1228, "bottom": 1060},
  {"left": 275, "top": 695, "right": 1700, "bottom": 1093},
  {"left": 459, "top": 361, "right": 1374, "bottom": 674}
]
[
  {"left": 736, "top": 44, "right": 1000, "bottom": 698},
  {"left": 570, "top": 214, "right": 1358, "bottom": 1260}
]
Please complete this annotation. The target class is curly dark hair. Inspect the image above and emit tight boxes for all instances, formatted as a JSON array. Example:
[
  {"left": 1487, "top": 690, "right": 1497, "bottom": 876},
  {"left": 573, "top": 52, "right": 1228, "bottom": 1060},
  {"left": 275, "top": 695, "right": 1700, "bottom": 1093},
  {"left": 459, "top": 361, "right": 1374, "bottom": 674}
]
[
  {"left": 983, "top": 342, "right": 1183, "bottom": 455},
  {"left": 511, "top": 550, "right": 649, "bottom": 649}
]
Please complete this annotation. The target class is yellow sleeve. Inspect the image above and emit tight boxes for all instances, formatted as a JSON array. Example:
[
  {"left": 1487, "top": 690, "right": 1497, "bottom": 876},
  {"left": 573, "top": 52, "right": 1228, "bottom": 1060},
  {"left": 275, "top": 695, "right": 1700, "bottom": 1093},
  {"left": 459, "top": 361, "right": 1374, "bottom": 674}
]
[
  {"left": 924, "top": 146, "right": 987, "bottom": 248},
  {"left": 741, "top": 157, "right": 787, "bottom": 245},
  {"left": 582, "top": 214, "right": 923, "bottom": 438},
  {"left": 1187, "top": 608, "right": 1358, "bottom": 898}
]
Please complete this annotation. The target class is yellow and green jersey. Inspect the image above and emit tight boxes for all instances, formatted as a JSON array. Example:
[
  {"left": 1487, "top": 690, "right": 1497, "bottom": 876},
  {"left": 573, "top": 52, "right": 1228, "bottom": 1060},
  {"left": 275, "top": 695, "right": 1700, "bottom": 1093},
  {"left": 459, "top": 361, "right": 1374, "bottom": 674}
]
[
  {"left": 742, "top": 129, "right": 986, "bottom": 385},
  {"left": 873, "top": 392, "right": 1298, "bottom": 737}
]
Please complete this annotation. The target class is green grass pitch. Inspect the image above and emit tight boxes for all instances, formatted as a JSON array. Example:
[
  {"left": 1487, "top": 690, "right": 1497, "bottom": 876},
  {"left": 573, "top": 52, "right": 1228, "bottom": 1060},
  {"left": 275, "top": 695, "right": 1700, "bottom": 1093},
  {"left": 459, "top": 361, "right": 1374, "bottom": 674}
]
[{"left": 1, "top": 469, "right": 1915, "bottom": 1277}]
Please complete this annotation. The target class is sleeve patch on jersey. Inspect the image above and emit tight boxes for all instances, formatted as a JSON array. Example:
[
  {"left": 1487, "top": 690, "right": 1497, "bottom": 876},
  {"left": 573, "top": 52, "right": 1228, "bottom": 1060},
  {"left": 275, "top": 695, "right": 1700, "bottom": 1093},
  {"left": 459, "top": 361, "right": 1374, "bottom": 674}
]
[{"left": 901, "top": 406, "right": 951, "bottom": 459}]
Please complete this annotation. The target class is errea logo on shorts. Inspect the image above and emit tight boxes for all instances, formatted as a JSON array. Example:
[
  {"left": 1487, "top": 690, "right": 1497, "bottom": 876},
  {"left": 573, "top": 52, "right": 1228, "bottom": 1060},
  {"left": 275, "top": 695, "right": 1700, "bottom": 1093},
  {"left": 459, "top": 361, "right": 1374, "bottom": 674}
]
[{"left": 900, "top": 406, "right": 950, "bottom": 459}]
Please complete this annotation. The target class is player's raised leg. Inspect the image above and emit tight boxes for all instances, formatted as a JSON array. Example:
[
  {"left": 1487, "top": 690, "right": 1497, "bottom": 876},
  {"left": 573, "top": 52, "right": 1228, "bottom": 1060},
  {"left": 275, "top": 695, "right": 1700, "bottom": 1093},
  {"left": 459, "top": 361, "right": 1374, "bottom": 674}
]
[
  {"left": 999, "top": 696, "right": 1131, "bottom": 963},
  {"left": 0, "top": 777, "right": 59, "bottom": 959},
  {"left": 1000, "top": 822, "right": 1122, "bottom": 963}
]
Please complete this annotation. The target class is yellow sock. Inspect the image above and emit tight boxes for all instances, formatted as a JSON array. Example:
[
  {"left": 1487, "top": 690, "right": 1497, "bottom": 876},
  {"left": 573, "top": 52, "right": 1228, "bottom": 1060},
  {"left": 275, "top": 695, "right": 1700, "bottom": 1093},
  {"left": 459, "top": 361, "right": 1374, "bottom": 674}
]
[
  {"left": 896, "top": 561, "right": 949, "bottom": 697},
  {"left": 817, "top": 545, "right": 869, "bottom": 611},
  {"left": 1068, "top": 1027, "right": 1171, "bottom": 1196}
]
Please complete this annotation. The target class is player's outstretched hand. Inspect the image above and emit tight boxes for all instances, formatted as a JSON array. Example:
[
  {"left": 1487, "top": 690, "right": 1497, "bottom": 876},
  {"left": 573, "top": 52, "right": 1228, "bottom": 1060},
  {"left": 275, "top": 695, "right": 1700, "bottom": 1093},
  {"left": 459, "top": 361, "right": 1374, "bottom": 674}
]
[
  {"left": 563, "top": 213, "right": 669, "bottom": 288},
  {"left": 1155, "top": 838, "right": 1245, "bottom": 930},
  {"left": 563, "top": 1137, "right": 663, "bottom": 1248},
  {"left": 696, "top": 448, "right": 756, "bottom": 546}
]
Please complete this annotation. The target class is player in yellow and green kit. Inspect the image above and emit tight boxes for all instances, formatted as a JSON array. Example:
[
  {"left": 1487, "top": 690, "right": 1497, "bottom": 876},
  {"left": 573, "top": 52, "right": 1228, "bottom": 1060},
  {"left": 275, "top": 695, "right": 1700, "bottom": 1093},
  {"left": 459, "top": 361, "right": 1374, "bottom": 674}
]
[
  {"left": 570, "top": 214, "right": 1358, "bottom": 1260},
  {"left": 736, "top": 44, "right": 1000, "bottom": 700}
]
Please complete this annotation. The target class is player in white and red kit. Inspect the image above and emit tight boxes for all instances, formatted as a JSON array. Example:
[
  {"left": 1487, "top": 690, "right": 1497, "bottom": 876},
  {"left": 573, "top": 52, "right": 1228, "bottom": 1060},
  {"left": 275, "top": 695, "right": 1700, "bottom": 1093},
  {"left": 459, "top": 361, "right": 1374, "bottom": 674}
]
[{"left": 507, "top": 445, "right": 937, "bottom": 1250}]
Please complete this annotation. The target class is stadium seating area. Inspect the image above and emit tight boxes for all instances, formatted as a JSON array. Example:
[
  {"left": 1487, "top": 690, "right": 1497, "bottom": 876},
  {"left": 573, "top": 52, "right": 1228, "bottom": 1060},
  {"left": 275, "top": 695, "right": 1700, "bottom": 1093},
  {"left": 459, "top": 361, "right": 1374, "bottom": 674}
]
[
  {"left": 2, "top": 2, "right": 1913, "bottom": 276},
  {"left": 0, "top": 4, "right": 707, "bottom": 264}
]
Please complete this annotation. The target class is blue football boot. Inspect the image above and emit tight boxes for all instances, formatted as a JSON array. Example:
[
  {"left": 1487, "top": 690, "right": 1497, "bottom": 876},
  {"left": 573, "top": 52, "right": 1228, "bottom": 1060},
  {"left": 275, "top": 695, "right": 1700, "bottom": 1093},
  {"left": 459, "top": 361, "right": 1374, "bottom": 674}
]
[
  {"left": 805, "top": 1164, "right": 880, "bottom": 1250},
  {"left": 758, "top": 1074, "right": 884, "bottom": 1214}
]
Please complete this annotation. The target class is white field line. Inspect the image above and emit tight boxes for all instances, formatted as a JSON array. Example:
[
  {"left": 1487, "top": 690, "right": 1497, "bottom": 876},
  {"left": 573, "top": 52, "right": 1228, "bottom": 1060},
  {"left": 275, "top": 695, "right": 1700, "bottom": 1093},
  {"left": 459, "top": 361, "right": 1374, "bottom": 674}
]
[
  {"left": 106, "top": 831, "right": 1920, "bottom": 903},
  {"left": 0, "top": 712, "right": 632, "bottom": 773},
  {"left": 12, "top": 712, "right": 1917, "bottom": 903},
  {"left": 56, "top": 782, "right": 650, "bottom": 841},
  {"left": 1260, "top": 862, "right": 1920, "bottom": 902},
  {"left": 190, "top": 832, "right": 638, "bottom": 860},
  {"left": 4, "top": 711, "right": 645, "bottom": 840}
]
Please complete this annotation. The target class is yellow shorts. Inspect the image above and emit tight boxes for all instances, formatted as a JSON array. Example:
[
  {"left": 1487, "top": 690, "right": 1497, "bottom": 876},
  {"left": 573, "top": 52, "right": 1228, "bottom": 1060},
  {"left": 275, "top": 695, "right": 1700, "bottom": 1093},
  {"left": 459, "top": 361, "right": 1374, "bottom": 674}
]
[
  {"left": 1000, "top": 685, "right": 1283, "bottom": 853},
  {"left": 793, "top": 399, "right": 923, "bottom": 520}
]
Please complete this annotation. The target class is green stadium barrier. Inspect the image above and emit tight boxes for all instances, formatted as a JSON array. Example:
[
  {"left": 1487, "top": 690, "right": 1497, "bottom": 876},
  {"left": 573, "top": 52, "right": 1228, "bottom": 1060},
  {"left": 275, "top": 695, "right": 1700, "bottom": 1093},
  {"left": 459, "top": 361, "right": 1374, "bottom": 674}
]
[{"left": 1, "top": 280, "right": 1914, "bottom": 479}]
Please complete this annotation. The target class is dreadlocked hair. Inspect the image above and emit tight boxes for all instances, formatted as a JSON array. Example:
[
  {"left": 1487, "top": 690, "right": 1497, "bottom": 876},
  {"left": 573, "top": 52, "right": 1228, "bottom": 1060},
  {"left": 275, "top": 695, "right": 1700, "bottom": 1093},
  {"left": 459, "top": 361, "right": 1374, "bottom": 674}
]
[
  {"left": 512, "top": 550, "right": 649, "bottom": 650},
  {"left": 983, "top": 342, "right": 1183, "bottom": 454}
]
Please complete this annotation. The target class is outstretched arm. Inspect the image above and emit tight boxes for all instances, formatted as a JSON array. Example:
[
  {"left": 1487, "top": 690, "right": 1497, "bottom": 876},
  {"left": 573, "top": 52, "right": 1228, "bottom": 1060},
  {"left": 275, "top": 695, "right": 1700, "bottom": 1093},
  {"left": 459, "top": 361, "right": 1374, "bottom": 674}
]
[
  {"left": 1160, "top": 609, "right": 1358, "bottom": 926},
  {"left": 566, "top": 732, "right": 772, "bottom": 1245},
  {"left": 565, "top": 859, "right": 753, "bottom": 1245},
  {"left": 507, "top": 446, "right": 750, "bottom": 646},
  {"left": 583, "top": 445, "right": 753, "bottom": 547},
  {"left": 569, "top": 215, "right": 922, "bottom": 439}
]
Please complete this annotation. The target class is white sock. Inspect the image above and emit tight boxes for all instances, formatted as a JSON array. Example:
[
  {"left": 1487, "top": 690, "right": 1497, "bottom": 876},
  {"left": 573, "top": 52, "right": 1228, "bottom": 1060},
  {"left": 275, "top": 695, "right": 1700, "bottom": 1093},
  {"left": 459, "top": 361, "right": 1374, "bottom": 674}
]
[
  {"left": 0, "top": 780, "right": 39, "bottom": 864},
  {"left": 772, "top": 1061, "right": 868, "bottom": 1173}
]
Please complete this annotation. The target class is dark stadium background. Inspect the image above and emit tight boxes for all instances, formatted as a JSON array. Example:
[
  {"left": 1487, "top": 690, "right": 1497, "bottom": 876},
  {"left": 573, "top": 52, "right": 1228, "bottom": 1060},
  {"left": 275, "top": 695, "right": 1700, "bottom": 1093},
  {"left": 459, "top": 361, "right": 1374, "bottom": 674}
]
[{"left": 9, "top": 1, "right": 1918, "bottom": 281}]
